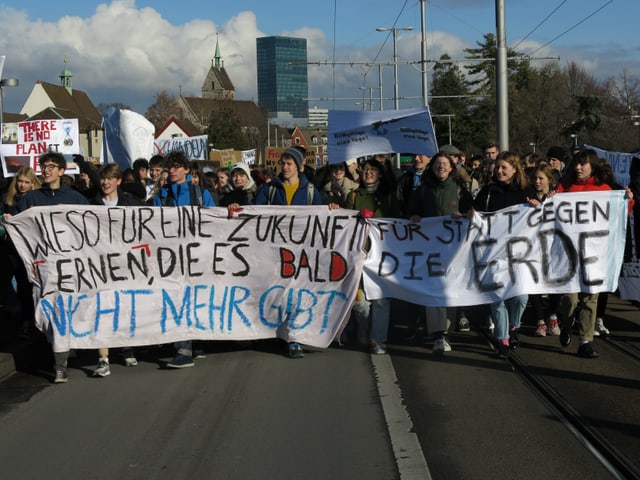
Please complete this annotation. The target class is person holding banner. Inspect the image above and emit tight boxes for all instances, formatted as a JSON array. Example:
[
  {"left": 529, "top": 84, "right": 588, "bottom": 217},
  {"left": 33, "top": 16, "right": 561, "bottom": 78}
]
[
  {"left": 408, "top": 153, "right": 473, "bottom": 355},
  {"left": 555, "top": 149, "right": 634, "bottom": 358},
  {"left": 395, "top": 151, "right": 433, "bottom": 340},
  {"left": 13, "top": 152, "right": 90, "bottom": 383},
  {"left": 153, "top": 150, "right": 216, "bottom": 368},
  {"left": 473, "top": 151, "right": 536, "bottom": 359},
  {"left": 220, "top": 162, "right": 258, "bottom": 208},
  {"left": 1, "top": 167, "right": 41, "bottom": 338},
  {"left": 254, "top": 147, "right": 325, "bottom": 358},
  {"left": 347, "top": 158, "right": 401, "bottom": 355},
  {"left": 90, "top": 163, "right": 145, "bottom": 377},
  {"left": 528, "top": 163, "right": 562, "bottom": 338},
  {"left": 2, "top": 167, "right": 41, "bottom": 215}
]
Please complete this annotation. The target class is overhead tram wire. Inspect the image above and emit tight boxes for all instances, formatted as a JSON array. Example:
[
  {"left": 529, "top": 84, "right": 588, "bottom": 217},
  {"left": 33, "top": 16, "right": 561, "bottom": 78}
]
[
  {"left": 332, "top": 0, "right": 337, "bottom": 109},
  {"left": 361, "top": 0, "right": 410, "bottom": 95},
  {"left": 511, "top": 0, "right": 569, "bottom": 50},
  {"left": 298, "top": 56, "right": 559, "bottom": 103},
  {"left": 528, "top": 0, "right": 614, "bottom": 56}
]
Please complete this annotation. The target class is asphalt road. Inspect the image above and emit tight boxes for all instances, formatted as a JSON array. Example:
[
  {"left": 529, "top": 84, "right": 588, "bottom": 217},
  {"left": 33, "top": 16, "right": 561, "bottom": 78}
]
[
  {"left": 0, "top": 342, "right": 397, "bottom": 480},
  {"left": 0, "top": 294, "right": 638, "bottom": 480}
]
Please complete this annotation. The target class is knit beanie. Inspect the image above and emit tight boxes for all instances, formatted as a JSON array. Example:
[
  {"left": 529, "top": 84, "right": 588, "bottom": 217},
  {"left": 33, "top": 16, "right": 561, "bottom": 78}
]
[
  {"left": 281, "top": 148, "right": 304, "bottom": 170},
  {"left": 546, "top": 146, "right": 566, "bottom": 162}
]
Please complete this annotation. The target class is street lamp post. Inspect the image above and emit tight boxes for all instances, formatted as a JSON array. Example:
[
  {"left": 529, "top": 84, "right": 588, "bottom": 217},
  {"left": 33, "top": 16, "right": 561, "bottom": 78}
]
[
  {"left": 569, "top": 133, "right": 578, "bottom": 148},
  {"left": 378, "top": 64, "right": 384, "bottom": 111},
  {"left": 376, "top": 27, "right": 413, "bottom": 110},
  {"left": 359, "top": 86, "right": 375, "bottom": 111},
  {"left": 0, "top": 77, "right": 19, "bottom": 127}
]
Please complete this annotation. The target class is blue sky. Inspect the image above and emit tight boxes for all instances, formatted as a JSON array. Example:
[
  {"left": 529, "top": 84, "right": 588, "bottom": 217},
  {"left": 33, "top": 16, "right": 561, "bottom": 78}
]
[{"left": 1, "top": 0, "right": 637, "bottom": 116}]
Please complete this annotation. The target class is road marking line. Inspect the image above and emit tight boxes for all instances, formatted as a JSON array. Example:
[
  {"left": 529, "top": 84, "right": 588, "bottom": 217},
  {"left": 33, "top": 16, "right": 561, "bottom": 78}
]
[{"left": 371, "top": 354, "right": 432, "bottom": 480}]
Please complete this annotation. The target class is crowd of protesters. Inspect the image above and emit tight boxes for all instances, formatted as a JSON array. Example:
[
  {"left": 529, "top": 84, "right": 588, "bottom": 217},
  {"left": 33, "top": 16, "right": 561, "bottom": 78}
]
[{"left": 0, "top": 141, "right": 638, "bottom": 382}]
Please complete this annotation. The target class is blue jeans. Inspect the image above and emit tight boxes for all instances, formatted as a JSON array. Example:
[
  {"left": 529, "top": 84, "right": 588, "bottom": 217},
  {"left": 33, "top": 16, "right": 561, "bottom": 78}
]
[
  {"left": 370, "top": 298, "right": 390, "bottom": 344},
  {"left": 175, "top": 340, "right": 192, "bottom": 357},
  {"left": 490, "top": 295, "right": 528, "bottom": 340}
]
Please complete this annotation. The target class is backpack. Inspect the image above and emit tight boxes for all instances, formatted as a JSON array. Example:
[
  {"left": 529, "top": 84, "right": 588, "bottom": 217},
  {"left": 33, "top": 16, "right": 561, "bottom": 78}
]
[
  {"left": 267, "top": 182, "right": 315, "bottom": 205},
  {"left": 161, "top": 183, "right": 203, "bottom": 207}
]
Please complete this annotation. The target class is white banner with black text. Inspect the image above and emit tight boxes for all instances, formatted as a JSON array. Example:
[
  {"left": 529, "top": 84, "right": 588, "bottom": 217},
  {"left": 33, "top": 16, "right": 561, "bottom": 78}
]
[
  {"left": 5, "top": 192, "right": 630, "bottom": 351},
  {"left": 363, "top": 191, "right": 629, "bottom": 306},
  {"left": 5, "top": 206, "right": 367, "bottom": 352}
]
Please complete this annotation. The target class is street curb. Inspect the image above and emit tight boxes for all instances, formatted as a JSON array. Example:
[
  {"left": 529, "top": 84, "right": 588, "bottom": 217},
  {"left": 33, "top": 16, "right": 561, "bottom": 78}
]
[
  {"left": 0, "top": 335, "right": 48, "bottom": 382},
  {"left": 0, "top": 351, "right": 16, "bottom": 380}
]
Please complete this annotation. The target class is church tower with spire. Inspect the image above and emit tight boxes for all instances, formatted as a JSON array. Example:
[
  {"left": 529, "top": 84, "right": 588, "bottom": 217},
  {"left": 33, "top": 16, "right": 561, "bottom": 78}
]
[
  {"left": 201, "top": 34, "right": 235, "bottom": 100},
  {"left": 60, "top": 55, "right": 73, "bottom": 95}
]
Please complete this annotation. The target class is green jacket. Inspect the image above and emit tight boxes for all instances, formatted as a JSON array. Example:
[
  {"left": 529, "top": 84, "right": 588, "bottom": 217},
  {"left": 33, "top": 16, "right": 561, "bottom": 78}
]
[
  {"left": 412, "top": 176, "right": 473, "bottom": 218},
  {"left": 346, "top": 186, "right": 401, "bottom": 218}
]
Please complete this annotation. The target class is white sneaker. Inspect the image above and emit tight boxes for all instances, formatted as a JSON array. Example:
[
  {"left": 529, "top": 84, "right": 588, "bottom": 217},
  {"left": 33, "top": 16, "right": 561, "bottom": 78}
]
[
  {"left": 458, "top": 316, "right": 471, "bottom": 332},
  {"left": 53, "top": 369, "right": 68, "bottom": 384},
  {"left": 433, "top": 337, "right": 452, "bottom": 355},
  {"left": 124, "top": 356, "right": 138, "bottom": 367},
  {"left": 594, "top": 317, "right": 610, "bottom": 337},
  {"left": 93, "top": 359, "right": 111, "bottom": 377},
  {"left": 549, "top": 315, "right": 561, "bottom": 336},
  {"left": 534, "top": 321, "right": 547, "bottom": 337}
]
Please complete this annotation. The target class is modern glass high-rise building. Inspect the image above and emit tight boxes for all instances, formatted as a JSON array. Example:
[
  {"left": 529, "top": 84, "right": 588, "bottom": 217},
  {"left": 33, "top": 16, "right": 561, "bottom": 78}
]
[{"left": 256, "top": 36, "right": 308, "bottom": 127}]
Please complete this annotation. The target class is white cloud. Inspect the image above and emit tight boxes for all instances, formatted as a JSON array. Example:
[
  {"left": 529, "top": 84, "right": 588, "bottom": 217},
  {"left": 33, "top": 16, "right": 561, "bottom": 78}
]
[
  {"left": 0, "top": 1, "right": 638, "bottom": 115},
  {"left": 0, "top": 3, "right": 263, "bottom": 111}
]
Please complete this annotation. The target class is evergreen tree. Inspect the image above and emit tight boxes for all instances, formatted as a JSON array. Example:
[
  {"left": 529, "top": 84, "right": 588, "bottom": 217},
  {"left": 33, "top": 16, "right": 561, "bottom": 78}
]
[
  {"left": 430, "top": 54, "right": 475, "bottom": 149},
  {"left": 206, "top": 104, "right": 246, "bottom": 150},
  {"left": 463, "top": 33, "right": 532, "bottom": 150}
]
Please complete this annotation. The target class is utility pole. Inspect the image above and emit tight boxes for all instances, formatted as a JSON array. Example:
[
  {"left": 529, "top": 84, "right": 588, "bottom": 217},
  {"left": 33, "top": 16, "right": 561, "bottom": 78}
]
[
  {"left": 0, "top": 55, "right": 19, "bottom": 128},
  {"left": 375, "top": 26, "right": 413, "bottom": 169},
  {"left": 376, "top": 27, "right": 414, "bottom": 111},
  {"left": 378, "top": 64, "right": 384, "bottom": 111},
  {"left": 420, "top": 0, "right": 428, "bottom": 108},
  {"left": 496, "top": 0, "right": 509, "bottom": 150}
]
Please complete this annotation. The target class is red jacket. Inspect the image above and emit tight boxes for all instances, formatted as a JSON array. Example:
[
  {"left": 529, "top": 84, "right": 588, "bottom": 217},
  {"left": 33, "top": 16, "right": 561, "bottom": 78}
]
[
  {"left": 557, "top": 175, "right": 611, "bottom": 193},
  {"left": 557, "top": 176, "right": 634, "bottom": 214}
]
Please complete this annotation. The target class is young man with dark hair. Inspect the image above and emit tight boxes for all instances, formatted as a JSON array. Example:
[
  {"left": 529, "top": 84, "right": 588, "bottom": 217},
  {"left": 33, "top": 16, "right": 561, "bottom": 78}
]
[
  {"left": 254, "top": 147, "right": 324, "bottom": 358},
  {"left": 14, "top": 152, "right": 90, "bottom": 384},
  {"left": 483, "top": 141, "right": 500, "bottom": 160},
  {"left": 153, "top": 150, "right": 216, "bottom": 368}
]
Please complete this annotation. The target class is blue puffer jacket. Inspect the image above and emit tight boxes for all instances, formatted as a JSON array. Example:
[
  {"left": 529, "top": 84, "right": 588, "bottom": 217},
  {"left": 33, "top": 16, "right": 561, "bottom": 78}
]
[
  {"left": 152, "top": 175, "right": 216, "bottom": 207},
  {"left": 254, "top": 173, "right": 323, "bottom": 206}
]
